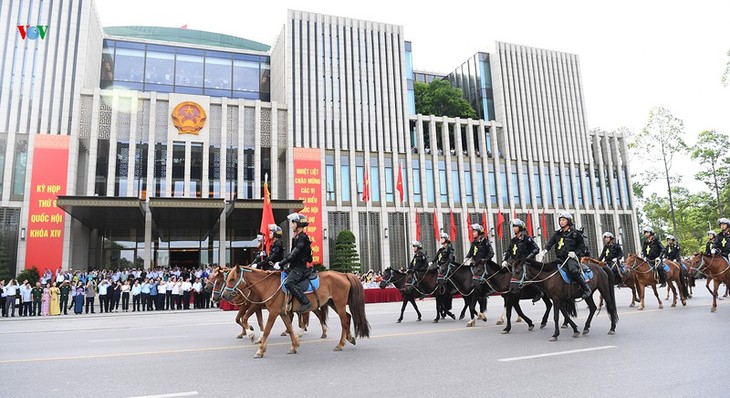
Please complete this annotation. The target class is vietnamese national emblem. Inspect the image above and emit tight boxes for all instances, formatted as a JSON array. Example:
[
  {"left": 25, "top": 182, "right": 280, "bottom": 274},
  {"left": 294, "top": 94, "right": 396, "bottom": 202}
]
[{"left": 171, "top": 101, "right": 207, "bottom": 135}]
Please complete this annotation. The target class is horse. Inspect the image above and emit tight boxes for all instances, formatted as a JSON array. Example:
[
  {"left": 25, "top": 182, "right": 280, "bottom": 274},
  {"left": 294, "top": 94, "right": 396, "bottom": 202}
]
[
  {"left": 689, "top": 253, "right": 730, "bottom": 312},
  {"left": 581, "top": 257, "right": 639, "bottom": 307},
  {"left": 435, "top": 262, "right": 488, "bottom": 327},
  {"left": 509, "top": 257, "right": 618, "bottom": 341},
  {"left": 222, "top": 266, "right": 369, "bottom": 358},
  {"left": 624, "top": 254, "right": 686, "bottom": 309},
  {"left": 470, "top": 259, "right": 553, "bottom": 334},
  {"left": 379, "top": 267, "right": 441, "bottom": 323},
  {"left": 662, "top": 260, "right": 689, "bottom": 305}
]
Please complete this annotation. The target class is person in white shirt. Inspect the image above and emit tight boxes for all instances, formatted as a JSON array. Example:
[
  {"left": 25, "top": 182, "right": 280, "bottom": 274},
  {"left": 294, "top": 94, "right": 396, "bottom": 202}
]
[
  {"left": 98, "top": 279, "right": 110, "bottom": 313},
  {"left": 131, "top": 281, "right": 142, "bottom": 312},
  {"left": 181, "top": 278, "right": 192, "bottom": 310},
  {"left": 157, "top": 280, "right": 167, "bottom": 311},
  {"left": 121, "top": 281, "right": 131, "bottom": 312},
  {"left": 19, "top": 281, "right": 32, "bottom": 316},
  {"left": 192, "top": 279, "right": 202, "bottom": 309},
  {"left": 4, "top": 280, "right": 18, "bottom": 317},
  {"left": 171, "top": 279, "right": 181, "bottom": 310}
]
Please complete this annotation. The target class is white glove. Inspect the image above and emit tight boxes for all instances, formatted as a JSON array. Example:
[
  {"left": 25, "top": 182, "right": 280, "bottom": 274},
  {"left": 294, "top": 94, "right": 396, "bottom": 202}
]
[
  {"left": 535, "top": 250, "right": 547, "bottom": 262},
  {"left": 428, "top": 262, "right": 433, "bottom": 267},
  {"left": 501, "top": 261, "right": 509, "bottom": 268},
  {"left": 273, "top": 262, "right": 281, "bottom": 270},
  {"left": 568, "top": 251, "right": 577, "bottom": 259},
  {"left": 250, "top": 263, "right": 258, "bottom": 269},
  {"left": 711, "top": 248, "right": 718, "bottom": 255}
]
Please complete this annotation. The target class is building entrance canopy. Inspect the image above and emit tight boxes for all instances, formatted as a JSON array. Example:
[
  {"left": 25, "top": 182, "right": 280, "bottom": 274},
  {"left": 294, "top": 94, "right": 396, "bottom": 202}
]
[
  {"left": 57, "top": 196, "right": 145, "bottom": 231},
  {"left": 148, "top": 198, "right": 225, "bottom": 241}
]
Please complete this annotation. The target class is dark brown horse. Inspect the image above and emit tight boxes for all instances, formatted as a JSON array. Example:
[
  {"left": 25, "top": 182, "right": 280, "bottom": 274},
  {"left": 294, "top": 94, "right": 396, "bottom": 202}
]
[
  {"left": 435, "top": 262, "right": 488, "bottom": 326},
  {"left": 688, "top": 253, "right": 730, "bottom": 312},
  {"left": 379, "top": 267, "right": 440, "bottom": 323},
  {"left": 581, "top": 257, "right": 639, "bottom": 307},
  {"left": 470, "top": 260, "right": 553, "bottom": 334},
  {"left": 222, "top": 266, "right": 369, "bottom": 358},
  {"left": 510, "top": 257, "right": 618, "bottom": 341}
]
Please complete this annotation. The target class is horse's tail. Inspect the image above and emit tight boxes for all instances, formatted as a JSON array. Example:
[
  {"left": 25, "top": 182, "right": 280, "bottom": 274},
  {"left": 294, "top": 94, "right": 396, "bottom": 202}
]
[
  {"left": 563, "top": 298, "right": 577, "bottom": 318},
  {"left": 679, "top": 266, "right": 689, "bottom": 298},
  {"left": 603, "top": 266, "right": 619, "bottom": 326},
  {"left": 346, "top": 273, "right": 371, "bottom": 338}
]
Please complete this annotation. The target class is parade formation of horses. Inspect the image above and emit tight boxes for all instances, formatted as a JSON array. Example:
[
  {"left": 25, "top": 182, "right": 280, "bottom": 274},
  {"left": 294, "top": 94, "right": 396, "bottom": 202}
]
[
  {"left": 222, "top": 266, "right": 370, "bottom": 358},
  {"left": 581, "top": 257, "right": 639, "bottom": 308},
  {"left": 688, "top": 253, "right": 730, "bottom": 312},
  {"left": 624, "top": 254, "right": 687, "bottom": 310}
]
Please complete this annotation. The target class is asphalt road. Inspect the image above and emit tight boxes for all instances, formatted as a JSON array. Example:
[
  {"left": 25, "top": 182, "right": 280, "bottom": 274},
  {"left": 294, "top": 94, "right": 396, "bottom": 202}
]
[{"left": 1, "top": 285, "right": 729, "bottom": 398}]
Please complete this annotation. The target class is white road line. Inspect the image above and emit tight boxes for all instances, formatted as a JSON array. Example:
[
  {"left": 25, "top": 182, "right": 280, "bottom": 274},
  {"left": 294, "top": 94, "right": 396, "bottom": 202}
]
[
  {"left": 89, "top": 335, "right": 189, "bottom": 343},
  {"left": 128, "top": 392, "right": 198, "bottom": 398},
  {"left": 497, "top": 345, "right": 617, "bottom": 362}
]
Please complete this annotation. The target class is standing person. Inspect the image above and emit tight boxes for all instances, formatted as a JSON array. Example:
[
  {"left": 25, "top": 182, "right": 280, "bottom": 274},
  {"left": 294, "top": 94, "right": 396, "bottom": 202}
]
[
  {"left": 148, "top": 280, "right": 158, "bottom": 311},
  {"left": 121, "top": 281, "right": 130, "bottom": 312},
  {"left": 537, "top": 212, "right": 592, "bottom": 299},
  {"left": 49, "top": 282, "right": 61, "bottom": 316},
  {"left": 41, "top": 284, "right": 51, "bottom": 316},
  {"left": 3, "top": 280, "right": 18, "bottom": 317},
  {"left": 156, "top": 279, "right": 167, "bottom": 310},
  {"left": 275, "top": 213, "right": 314, "bottom": 312},
  {"left": 165, "top": 277, "right": 173, "bottom": 310},
  {"left": 170, "top": 278, "right": 181, "bottom": 310},
  {"left": 60, "top": 281, "right": 72, "bottom": 315},
  {"left": 181, "top": 278, "right": 192, "bottom": 310},
  {"left": 85, "top": 281, "right": 96, "bottom": 314},
  {"left": 73, "top": 282, "right": 85, "bottom": 314},
  {"left": 131, "top": 280, "right": 141, "bottom": 312},
  {"left": 201, "top": 277, "right": 211, "bottom": 308},
  {"left": 31, "top": 282, "right": 43, "bottom": 316},
  {"left": 0, "top": 281, "right": 5, "bottom": 317},
  {"left": 192, "top": 278, "right": 202, "bottom": 309},
  {"left": 20, "top": 281, "right": 32, "bottom": 317},
  {"left": 140, "top": 279, "right": 151, "bottom": 311},
  {"left": 111, "top": 281, "right": 122, "bottom": 312}
]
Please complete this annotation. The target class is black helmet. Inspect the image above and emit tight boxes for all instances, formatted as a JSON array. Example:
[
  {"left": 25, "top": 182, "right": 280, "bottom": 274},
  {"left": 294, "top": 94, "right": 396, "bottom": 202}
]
[{"left": 287, "top": 213, "right": 309, "bottom": 228}]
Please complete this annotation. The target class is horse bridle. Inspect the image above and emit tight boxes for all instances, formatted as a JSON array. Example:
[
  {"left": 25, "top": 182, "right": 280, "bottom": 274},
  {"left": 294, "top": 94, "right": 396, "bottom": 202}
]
[{"left": 210, "top": 270, "right": 228, "bottom": 298}]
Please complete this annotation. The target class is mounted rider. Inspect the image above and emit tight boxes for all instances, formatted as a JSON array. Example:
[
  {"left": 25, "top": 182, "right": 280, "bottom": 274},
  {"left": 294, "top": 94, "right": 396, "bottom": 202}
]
[
  {"left": 662, "top": 235, "right": 682, "bottom": 264},
  {"left": 407, "top": 241, "right": 429, "bottom": 284},
  {"left": 465, "top": 224, "right": 495, "bottom": 275},
  {"left": 641, "top": 226, "right": 666, "bottom": 287},
  {"left": 275, "top": 213, "right": 313, "bottom": 313},
  {"left": 252, "top": 225, "right": 284, "bottom": 271},
  {"left": 502, "top": 219, "right": 539, "bottom": 266},
  {"left": 598, "top": 232, "right": 624, "bottom": 279},
  {"left": 712, "top": 218, "right": 730, "bottom": 260},
  {"left": 249, "top": 233, "right": 267, "bottom": 268},
  {"left": 537, "top": 212, "right": 592, "bottom": 299},
  {"left": 705, "top": 231, "right": 717, "bottom": 256},
  {"left": 433, "top": 232, "right": 455, "bottom": 277}
]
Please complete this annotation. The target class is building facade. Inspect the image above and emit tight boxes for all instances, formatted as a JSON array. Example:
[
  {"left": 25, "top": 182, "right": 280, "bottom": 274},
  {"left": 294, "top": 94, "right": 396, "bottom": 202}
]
[{"left": 0, "top": 1, "right": 639, "bottom": 274}]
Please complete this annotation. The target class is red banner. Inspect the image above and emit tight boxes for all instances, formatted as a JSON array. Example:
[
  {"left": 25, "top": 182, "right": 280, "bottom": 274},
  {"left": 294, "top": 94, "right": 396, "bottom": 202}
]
[
  {"left": 25, "top": 135, "right": 70, "bottom": 272},
  {"left": 293, "top": 148, "right": 323, "bottom": 266}
]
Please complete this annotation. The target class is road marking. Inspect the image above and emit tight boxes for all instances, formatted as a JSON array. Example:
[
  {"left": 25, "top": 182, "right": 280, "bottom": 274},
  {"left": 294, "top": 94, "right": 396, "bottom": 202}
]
[
  {"left": 89, "top": 335, "right": 189, "bottom": 343},
  {"left": 128, "top": 392, "right": 198, "bottom": 398},
  {"left": 497, "top": 345, "right": 617, "bottom": 362}
]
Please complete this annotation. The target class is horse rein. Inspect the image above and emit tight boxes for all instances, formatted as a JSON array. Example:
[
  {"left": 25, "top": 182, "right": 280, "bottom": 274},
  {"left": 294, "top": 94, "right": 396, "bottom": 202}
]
[{"left": 225, "top": 267, "right": 284, "bottom": 306}]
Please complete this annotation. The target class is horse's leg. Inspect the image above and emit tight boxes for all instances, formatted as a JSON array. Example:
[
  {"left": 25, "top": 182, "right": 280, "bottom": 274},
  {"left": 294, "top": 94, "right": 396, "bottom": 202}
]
[
  {"left": 669, "top": 278, "right": 678, "bottom": 307},
  {"left": 711, "top": 279, "right": 720, "bottom": 313},
  {"left": 279, "top": 312, "right": 300, "bottom": 355},
  {"left": 315, "top": 306, "right": 329, "bottom": 338},
  {"left": 410, "top": 298, "right": 422, "bottom": 321},
  {"left": 550, "top": 299, "right": 561, "bottom": 341},
  {"left": 496, "top": 305, "right": 506, "bottom": 325},
  {"left": 331, "top": 302, "right": 350, "bottom": 351},
  {"left": 253, "top": 307, "right": 265, "bottom": 344},
  {"left": 650, "top": 283, "right": 663, "bottom": 309},
  {"left": 433, "top": 295, "right": 442, "bottom": 323},
  {"left": 478, "top": 295, "right": 487, "bottom": 322},
  {"left": 638, "top": 282, "right": 646, "bottom": 310},
  {"left": 582, "top": 296, "right": 597, "bottom": 335},
  {"left": 235, "top": 307, "right": 246, "bottom": 339},
  {"left": 561, "top": 307, "right": 580, "bottom": 337},
  {"left": 466, "top": 295, "right": 478, "bottom": 327},
  {"left": 280, "top": 312, "right": 294, "bottom": 337},
  {"left": 254, "top": 311, "right": 279, "bottom": 359},
  {"left": 397, "top": 298, "right": 408, "bottom": 323},
  {"left": 501, "top": 298, "right": 513, "bottom": 334},
  {"left": 512, "top": 300, "right": 535, "bottom": 331},
  {"left": 540, "top": 296, "right": 552, "bottom": 329},
  {"left": 459, "top": 296, "right": 468, "bottom": 320}
]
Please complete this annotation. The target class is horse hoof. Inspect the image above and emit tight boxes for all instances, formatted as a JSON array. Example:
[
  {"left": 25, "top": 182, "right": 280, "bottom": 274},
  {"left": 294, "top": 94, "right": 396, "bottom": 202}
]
[
  {"left": 416, "top": 318, "right": 422, "bottom": 322},
  {"left": 629, "top": 303, "right": 635, "bottom": 307},
  {"left": 549, "top": 337, "right": 558, "bottom": 342},
  {"left": 320, "top": 334, "right": 327, "bottom": 339},
  {"left": 459, "top": 315, "right": 465, "bottom": 320},
  {"left": 681, "top": 301, "right": 686, "bottom": 306},
  {"left": 638, "top": 307, "right": 644, "bottom": 311},
  {"left": 515, "top": 318, "right": 522, "bottom": 323},
  {"left": 236, "top": 335, "right": 243, "bottom": 339},
  {"left": 528, "top": 325, "right": 535, "bottom": 331},
  {"left": 287, "top": 348, "right": 297, "bottom": 355},
  {"left": 659, "top": 305, "right": 664, "bottom": 309},
  {"left": 540, "top": 323, "right": 547, "bottom": 330},
  {"left": 333, "top": 346, "right": 343, "bottom": 351},
  {"left": 582, "top": 329, "right": 590, "bottom": 335},
  {"left": 501, "top": 329, "right": 510, "bottom": 334},
  {"left": 280, "top": 331, "right": 288, "bottom": 337},
  {"left": 254, "top": 352, "right": 264, "bottom": 359},
  {"left": 432, "top": 319, "right": 439, "bottom": 323},
  {"left": 396, "top": 319, "right": 402, "bottom": 323},
  {"left": 347, "top": 336, "right": 356, "bottom": 345},
  {"left": 608, "top": 330, "right": 615, "bottom": 335},
  {"left": 572, "top": 332, "right": 580, "bottom": 338},
  {"left": 671, "top": 304, "right": 676, "bottom": 308},
  {"left": 561, "top": 324, "right": 568, "bottom": 329},
  {"left": 496, "top": 320, "right": 504, "bottom": 325},
  {"left": 466, "top": 320, "right": 475, "bottom": 327},
  {"left": 711, "top": 307, "right": 717, "bottom": 313}
]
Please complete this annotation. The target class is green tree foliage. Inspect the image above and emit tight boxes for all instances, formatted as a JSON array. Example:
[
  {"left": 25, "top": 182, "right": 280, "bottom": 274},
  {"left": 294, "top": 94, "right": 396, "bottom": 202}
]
[
  {"left": 331, "top": 230, "right": 360, "bottom": 273},
  {"left": 0, "top": 236, "right": 12, "bottom": 281},
  {"left": 15, "top": 266, "right": 40, "bottom": 286},
  {"left": 690, "top": 130, "right": 730, "bottom": 213},
  {"left": 414, "top": 80, "right": 478, "bottom": 119},
  {"left": 642, "top": 187, "right": 717, "bottom": 253}
]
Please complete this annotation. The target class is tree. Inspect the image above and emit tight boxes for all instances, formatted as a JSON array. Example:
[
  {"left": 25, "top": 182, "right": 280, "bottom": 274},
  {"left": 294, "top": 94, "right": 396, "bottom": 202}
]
[
  {"left": 414, "top": 80, "right": 478, "bottom": 119},
  {"left": 0, "top": 235, "right": 12, "bottom": 281},
  {"left": 690, "top": 130, "right": 730, "bottom": 214},
  {"left": 331, "top": 230, "right": 360, "bottom": 273},
  {"left": 630, "top": 107, "right": 687, "bottom": 234},
  {"left": 15, "top": 266, "right": 40, "bottom": 286}
]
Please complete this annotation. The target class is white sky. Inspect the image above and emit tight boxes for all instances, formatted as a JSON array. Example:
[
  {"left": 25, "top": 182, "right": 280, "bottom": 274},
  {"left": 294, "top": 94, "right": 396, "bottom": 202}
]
[{"left": 96, "top": 0, "right": 730, "bottom": 194}]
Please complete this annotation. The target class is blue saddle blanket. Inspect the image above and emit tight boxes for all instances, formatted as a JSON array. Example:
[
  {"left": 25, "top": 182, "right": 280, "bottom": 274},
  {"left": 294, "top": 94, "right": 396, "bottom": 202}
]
[
  {"left": 654, "top": 263, "right": 685, "bottom": 273},
  {"left": 281, "top": 271, "right": 319, "bottom": 294},
  {"left": 559, "top": 266, "right": 593, "bottom": 284}
]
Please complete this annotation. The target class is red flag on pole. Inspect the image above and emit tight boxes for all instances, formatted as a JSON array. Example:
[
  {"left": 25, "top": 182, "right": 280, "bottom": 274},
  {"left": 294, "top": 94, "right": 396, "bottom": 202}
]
[
  {"left": 415, "top": 211, "right": 421, "bottom": 242},
  {"left": 433, "top": 209, "right": 440, "bottom": 244},
  {"left": 362, "top": 167, "right": 370, "bottom": 202},
  {"left": 513, "top": 210, "right": 517, "bottom": 220},
  {"left": 541, "top": 209, "right": 547, "bottom": 237},
  {"left": 526, "top": 213, "right": 534, "bottom": 236},
  {"left": 180, "top": 24, "right": 188, "bottom": 29},
  {"left": 396, "top": 163, "right": 404, "bottom": 203},
  {"left": 449, "top": 211, "right": 457, "bottom": 242},
  {"left": 259, "top": 176, "right": 276, "bottom": 252},
  {"left": 496, "top": 212, "right": 505, "bottom": 239},
  {"left": 482, "top": 211, "right": 489, "bottom": 236},
  {"left": 466, "top": 213, "right": 473, "bottom": 242}
]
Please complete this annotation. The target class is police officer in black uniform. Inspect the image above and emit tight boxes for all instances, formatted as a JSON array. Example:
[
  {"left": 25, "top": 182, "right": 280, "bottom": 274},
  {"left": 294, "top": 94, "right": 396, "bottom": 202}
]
[
  {"left": 705, "top": 231, "right": 717, "bottom": 255},
  {"left": 598, "top": 232, "right": 624, "bottom": 279},
  {"left": 662, "top": 235, "right": 682, "bottom": 263},
  {"left": 538, "top": 212, "right": 592, "bottom": 299},
  {"left": 713, "top": 218, "right": 730, "bottom": 260},
  {"left": 275, "top": 213, "right": 313, "bottom": 313},
  {"left": 433, "top": 232, "right": 456, "bottom": 321},
  {"left": 465, "top": 224, "right": 495, "bottom": 274},
  {"left": 501, "top": 219, "right": 539, "bottom": 267},
  {"left": 407, "top": 241, "right": 428, "bottom": 283},
  {"left": 250, "top": 233, "right": 267, "bottom": 267},
  {"left": 641, "top": 227, "right": 666, "bottom": 287},
  {"left": 254, "top": 225, "right": 284, "bottom": 271}
]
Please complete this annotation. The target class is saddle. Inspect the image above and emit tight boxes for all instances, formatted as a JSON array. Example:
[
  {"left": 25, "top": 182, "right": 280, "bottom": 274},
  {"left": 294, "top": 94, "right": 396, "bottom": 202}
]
[
  {"left": 281, "top": 271, "right": 320, "bottom": 294},
  {"left": 558, "top": 263, "right": 593, "bottom": 284}
]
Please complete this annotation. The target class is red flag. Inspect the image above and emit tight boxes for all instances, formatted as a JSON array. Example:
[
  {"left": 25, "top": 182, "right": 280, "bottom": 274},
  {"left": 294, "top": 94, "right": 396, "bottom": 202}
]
[
  {"left": 396, "top": 163, "right": 404, "bottom": 203},
  {"left": 541, "top": 209, "right": 547, "bottom": 237},
  {"left": 466, "top": 213, "right": 473, "bottom": 242},
  {"left": 513, "top": 210, "right": 517, "bottom": 220},
  {"left": 180, "top": 24, "right": 188, "bottom": 29},
  {"left": 259, "top": 178, "right": 275, "bottom": 252},
  {"left": 433, "top": 209, "right": 440, "bottom": 244},
  {"left": 526, "top": 213, "right": 534, "bottom": 236},
  {"left": 362, "top": 167, "right": 370, "bottom": 202},
  {"left": 482, "top": 211, "right": 488, "bottom": 236},
  {"left": 449, "top": 211, "right": 457, "bottom": 242},
  {"left": 496, "top": 212, "right": 505, "bottom": 239},
  {"left": 415, "top": 211, "right": 421, "bottom": 242}
]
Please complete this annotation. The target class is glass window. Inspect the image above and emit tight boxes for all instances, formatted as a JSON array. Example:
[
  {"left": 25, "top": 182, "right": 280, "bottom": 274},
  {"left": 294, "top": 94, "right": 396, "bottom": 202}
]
[
  {"left": 594, "top": 168, "right": 603, "bottom": 205},
  {"left": 114, "top": 143, "right": 130, "bottom": 197},
  {"left": 544, "top": 167, "right": 553, "bottom": 207},
  {"left": 205, "top": 55, "right": 232, "bottom": 90},
  {"left": 341, "top": 155, "right": 350, "bottom": 202},
  {"left": 426, "top": 160, "right": 435, "bottom": 203},
  {"left": 145, "top": 50, "right": 174, "bottom": 86},
  {"left": 464, "top": 170, "right": 473, "bottom": 204},
  {"left": 370, "top": 158, "right": 380, "bottom": 203},
  {"left": 114, "top": 48, "right": 144, "bottom": 83},
  {"left": 564, "top": 166, "right": 573, "bottom": 206},
  {"left": 326, "top": 155, "right": 335, "bottom": 202},
  {"left": 356, "top": 168, "right": 364, "bottom": 200},
  {"left": 11, "top": 137, "right": 28, "bottom": 198},
  {"left": 243, "top": 148, "right": 254, "bottom": 199},
  {"left": 412, "top": 159, "right": 422, "bottom": 203},
  {"left": 584, "top": 167, "right": 593, "bottom": 207},
  {"left": 95, "top": 140, "right": 110, "bottom": 197},
  {"left": 399, "top": 159, "right": 408, "bottom": 201},
  {"left": 100, "top": 42, "right": 115, "bottom": 89},
  {"left": 209, "top": 145, "right": 220, "bottom": 198},
  {"left": 575, "top": 165, "right": 584, "bottom": 207},
  {"left": 261, "top": 148, "right": 271, "bottom": 196},
  {"left": 385, "top": 158, "right": 394, "bottom": 203},
  {"left": 154, "top": 143, "right": 166, "bottom": 197},
  {"left": 233, "top": 59, "right": 259, "bottom": 92},
  {"left": 260, "top": 64, "right": 270, "bottom": 94},
  {"left": 451, "top": 169, "right": 461, "bottom": 204},
  {"left": 622, "top": 167, "right": 631, "bottom": 209},
  {"left": 554, "top": 167, "right": 563, "bottom": 207},
  {"left": 0, "top": 136, "right": 5, "bottom": 194},
  {"left": 533, "top": 169, "right": 542, "bottom": 207},
  {"left": 500, "top": 163, "right": 509, "bottom": 205},
  {"left": 226, "top": 147, "right": 238, "bottom": 200},
  {"left": 522, "top": 169, "right": 531, "bottom": 206},
  {"left": 190, "top": 143, "right": 203, "bottom": 198},
  {"left": 613, "top": 169, "right": 621, "bottom": 206},
  {"left": 175, "top": 54, "right": 204, "bottom": 87},
  {"left": 511, "top": 166, "right": 520, "bottom": 205},
  {"left": 604, "top": 169, "right": 612, "bottom": 206},
  {"left": 439, "top": 160, "right": 448, "bottom": 204},
  {"left": 487, "top": 164, "right": 496, "bottom": 205},
  {"left": 172, "top": 142, "right": 185, "bottom": 197}
]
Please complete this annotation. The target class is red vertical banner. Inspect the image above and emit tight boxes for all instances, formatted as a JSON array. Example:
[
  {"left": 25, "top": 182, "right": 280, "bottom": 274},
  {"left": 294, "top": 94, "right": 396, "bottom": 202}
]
[
  {"left": 433, "top": 209, "right": 440, "bottom": 244},
  {"left": 415, "top": 211, "right": 421, "bottom": 242},
  {"left": 396, "top": 163, "right": 404, "bottom": 203},
  {"left": 526, "top": 213, "right": 534, "bottom": 237},
  {"left": 541, "top": 209, "right": 547, "bottom": 237},
  {"left": 25, "top": 135, "right": 70, "bottom": 272},
  {"left": 449, "top": 211, "right": 457, "bottom": 242},
  {"left": 293, "top": 148, "right": 323, "bottom": 266},
  {"left": 466, "top": 213, "right": 473, "bottom": 242},
  {"left": 496, "top": 212, "right": 505, "bottom": 239}
]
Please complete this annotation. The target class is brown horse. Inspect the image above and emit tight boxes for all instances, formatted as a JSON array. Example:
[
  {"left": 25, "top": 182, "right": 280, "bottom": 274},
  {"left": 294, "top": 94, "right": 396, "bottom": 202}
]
[
  {"left": 222, "top": 266, "right": 369, "bottom": 358},
  {"left": 581, "top": 257, "right": 639, "bottom": 307},
  {"left": 624, "top": 254, "right": 686, "bottom": 309},
  {"left": 509, "top": 257, "right": 618, "bottom": 341},
  {"left": 689, "top": 253, "right": 730, "bottom": 312}
]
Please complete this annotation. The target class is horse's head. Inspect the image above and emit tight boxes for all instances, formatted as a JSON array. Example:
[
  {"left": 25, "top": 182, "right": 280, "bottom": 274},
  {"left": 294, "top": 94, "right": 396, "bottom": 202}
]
[
  {"left": 624, "top": 253, "right": 640, "bottom": 269},
  {"left": 379, "top": 268, "right": 395, "bottom": 289},
  {"left": 206, "top": 266, "right": 228, "bottom": 302},
  {"left": 470, "top": 260, "right": 488, "bottom": 290},
  {"left": 221, "top": 265, "right": 245, "bottom": 302}
]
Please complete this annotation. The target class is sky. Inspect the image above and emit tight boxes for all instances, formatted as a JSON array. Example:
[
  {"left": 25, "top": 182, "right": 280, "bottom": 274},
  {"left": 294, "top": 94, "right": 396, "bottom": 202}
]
[{"left": 95, "top": 0, "right": 730, "bottom": 195}]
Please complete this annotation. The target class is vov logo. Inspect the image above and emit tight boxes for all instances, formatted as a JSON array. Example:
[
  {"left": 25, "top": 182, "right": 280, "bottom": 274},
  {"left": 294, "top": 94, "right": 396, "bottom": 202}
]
[{"left": 17, "top": 25, "right": 49, "bottom": 40}]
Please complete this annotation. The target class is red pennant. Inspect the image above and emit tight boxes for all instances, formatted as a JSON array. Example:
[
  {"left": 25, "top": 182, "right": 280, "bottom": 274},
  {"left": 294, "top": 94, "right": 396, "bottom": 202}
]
[
  {"left": 396, "top": 163, "right": 404, "bottom": 203},
  {"left": 449, "top": 211, "right": 457, "bottom": 242},
  {"left": 496, "top": 212, "right": 505, "bottom": 239},
  {"left": 513, "top": 210, "right": 517, "bottom": 220},
  {"left": 526, "top": 213, "right": 534, "bottom": 237},
  {"left": 415, "top": 211, "right": 421, "bottom": 242},
  {"left": 433, "top": 209, "right": 440, "bottom": 244},
  {"left": 482, "top": 211, "right": 488, "bottom": 235},
  {"left": 259, "top": 180, "right": 275, "bottom": 252},
  {"left": 467, "top": 213, "right": 473, "bottom": 242},
  {"left": 541, "top": 209, "right": 547, "bottom": 237},
  {"left": 362, "top": 167, "right": 370, "bottom": 202}
]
